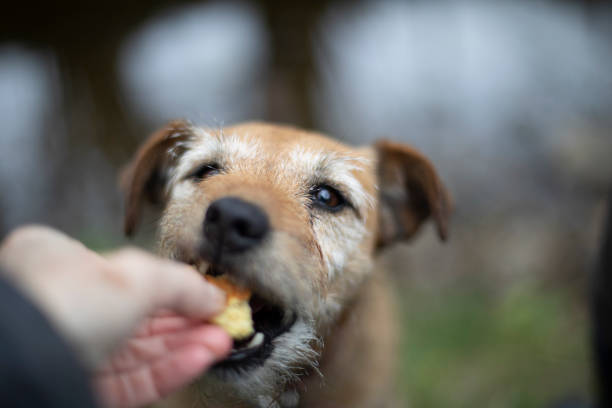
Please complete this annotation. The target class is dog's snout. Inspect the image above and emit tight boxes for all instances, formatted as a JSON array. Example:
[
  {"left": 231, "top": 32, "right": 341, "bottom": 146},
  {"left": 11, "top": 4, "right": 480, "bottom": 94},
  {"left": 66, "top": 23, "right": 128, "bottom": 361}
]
[{"left": 204, "top": 197, "right": 269, "bottom": 253}]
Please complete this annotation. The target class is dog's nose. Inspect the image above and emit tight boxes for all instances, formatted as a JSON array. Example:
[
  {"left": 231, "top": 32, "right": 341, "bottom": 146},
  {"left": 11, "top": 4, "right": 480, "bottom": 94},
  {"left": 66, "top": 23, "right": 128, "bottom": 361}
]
[{"left": 203, "top": 197, "right": 269, "bottom": 253}]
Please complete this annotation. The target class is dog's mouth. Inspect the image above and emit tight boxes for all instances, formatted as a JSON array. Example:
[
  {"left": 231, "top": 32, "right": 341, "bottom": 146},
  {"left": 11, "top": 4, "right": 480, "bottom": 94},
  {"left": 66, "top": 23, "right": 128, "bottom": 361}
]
[{"left": 193, "top": 262, "right": 297, "bottom": 373}]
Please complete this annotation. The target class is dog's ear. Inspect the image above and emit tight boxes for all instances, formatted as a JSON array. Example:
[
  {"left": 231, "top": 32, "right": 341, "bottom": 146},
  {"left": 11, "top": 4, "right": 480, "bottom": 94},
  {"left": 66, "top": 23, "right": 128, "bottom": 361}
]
[
  {"left": 375, "top": 140, "right": 451, "bottom": 248},
  {"left": 121, "top": 120, "right": 193, "bottom": 237}
]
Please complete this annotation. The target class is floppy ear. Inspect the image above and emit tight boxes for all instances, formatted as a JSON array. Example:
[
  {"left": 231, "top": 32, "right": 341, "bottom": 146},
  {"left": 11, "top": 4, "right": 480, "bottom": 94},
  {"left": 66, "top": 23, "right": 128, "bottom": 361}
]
[
  {"left": 121, "top": 120, "right": 193, "bottom": 237},
  {"left": 375, "top": 140, "right": 451, "bottom": 248}
]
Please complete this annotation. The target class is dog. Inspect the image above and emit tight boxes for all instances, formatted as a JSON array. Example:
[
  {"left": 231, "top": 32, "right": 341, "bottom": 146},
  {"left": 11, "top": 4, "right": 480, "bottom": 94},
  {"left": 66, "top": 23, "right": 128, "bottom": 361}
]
[{"left": 121, "top": 120, "right": 450, "bottom": 407}]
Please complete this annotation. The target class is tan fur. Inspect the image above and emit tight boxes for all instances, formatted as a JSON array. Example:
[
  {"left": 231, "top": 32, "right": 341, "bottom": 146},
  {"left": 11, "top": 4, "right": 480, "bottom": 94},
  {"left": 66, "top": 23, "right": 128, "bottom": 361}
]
[{"left": 122, "top": 121, "right": 450, "bottom": 408}]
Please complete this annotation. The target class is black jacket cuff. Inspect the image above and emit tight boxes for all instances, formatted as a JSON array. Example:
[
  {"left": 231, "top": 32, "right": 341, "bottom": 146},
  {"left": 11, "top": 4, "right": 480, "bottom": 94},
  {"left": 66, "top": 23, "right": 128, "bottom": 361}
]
[{"left": 0, "top": 276, "right": 98, "bottom": 407}]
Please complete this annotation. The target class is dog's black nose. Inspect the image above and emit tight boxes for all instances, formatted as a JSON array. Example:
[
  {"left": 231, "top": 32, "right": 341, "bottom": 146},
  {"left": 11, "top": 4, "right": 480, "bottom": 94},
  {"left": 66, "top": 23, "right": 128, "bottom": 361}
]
[{"left": 203, "top": 197, "right": 269, "bottom": 254}]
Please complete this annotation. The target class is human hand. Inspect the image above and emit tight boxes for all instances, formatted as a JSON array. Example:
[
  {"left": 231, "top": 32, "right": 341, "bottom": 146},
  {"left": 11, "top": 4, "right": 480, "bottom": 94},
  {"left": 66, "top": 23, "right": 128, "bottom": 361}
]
[
  {"left": 0, "top": 226, "right": 231, "bottom": 406},
  {"left": 94, "top": 313, "right": 229, "bottom": 407}
]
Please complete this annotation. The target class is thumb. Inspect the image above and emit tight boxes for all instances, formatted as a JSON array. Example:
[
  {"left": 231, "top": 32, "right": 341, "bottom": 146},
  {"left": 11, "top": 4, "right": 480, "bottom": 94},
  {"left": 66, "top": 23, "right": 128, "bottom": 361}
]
[{"left": 107, "top": 249, "right": 225, "bottom": 320}]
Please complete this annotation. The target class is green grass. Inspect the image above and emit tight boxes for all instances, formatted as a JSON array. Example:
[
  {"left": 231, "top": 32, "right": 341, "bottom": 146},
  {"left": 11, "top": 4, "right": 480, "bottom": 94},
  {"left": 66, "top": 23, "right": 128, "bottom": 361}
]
[{"left": 398, "top": 283, "right": 592, "bottom": 407}]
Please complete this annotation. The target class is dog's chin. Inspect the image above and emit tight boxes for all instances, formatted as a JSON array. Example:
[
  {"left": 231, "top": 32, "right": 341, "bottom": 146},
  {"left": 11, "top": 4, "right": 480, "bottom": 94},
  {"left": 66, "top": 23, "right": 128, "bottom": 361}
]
[
  {"left": 187, "top": 261, "right": 299, "bottom": 377},
  {"left": 203, "top": 319, "right": 321, "bottom": 403}
]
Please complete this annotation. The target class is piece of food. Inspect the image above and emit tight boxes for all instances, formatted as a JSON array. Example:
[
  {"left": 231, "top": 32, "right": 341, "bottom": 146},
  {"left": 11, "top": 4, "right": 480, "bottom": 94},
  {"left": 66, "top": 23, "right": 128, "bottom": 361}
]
[{"left": 205, "top": 274, "right": 254, "bottom": 339}]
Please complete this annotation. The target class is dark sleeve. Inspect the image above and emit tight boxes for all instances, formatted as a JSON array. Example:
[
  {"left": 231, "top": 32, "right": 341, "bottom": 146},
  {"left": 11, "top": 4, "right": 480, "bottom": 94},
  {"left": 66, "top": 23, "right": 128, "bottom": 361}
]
[
  {"left": 593, "top": 195, "right": 612, "bottom": 408},
  {"left": 0, "top": 275, "right": 99, "bottom": 407}
]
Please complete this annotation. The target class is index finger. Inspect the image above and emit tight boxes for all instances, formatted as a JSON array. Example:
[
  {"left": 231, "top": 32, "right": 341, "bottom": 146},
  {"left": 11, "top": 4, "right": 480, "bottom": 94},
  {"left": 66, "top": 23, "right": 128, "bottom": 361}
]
[{"left": 107, "top": 249, "right": 225, "bottom": 320}]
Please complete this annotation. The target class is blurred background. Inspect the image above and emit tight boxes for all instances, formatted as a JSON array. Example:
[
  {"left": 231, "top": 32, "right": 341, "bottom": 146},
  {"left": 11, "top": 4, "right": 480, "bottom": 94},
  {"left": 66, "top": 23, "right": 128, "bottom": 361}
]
[{"left": 1, "top": 0, "right": 611, "bottom": 406}]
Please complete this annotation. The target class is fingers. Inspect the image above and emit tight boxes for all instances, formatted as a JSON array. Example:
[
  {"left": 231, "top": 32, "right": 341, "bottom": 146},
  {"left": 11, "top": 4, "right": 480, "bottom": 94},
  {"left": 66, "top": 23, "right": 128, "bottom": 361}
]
[
  {"left": 133, "top": 315, "right": 199, "bottom": 338},
  {"left": 98, "top": 324, "right": 230, "bottom": 374},
  {"left": 148, "top": 345, "right": 219, "bottom": 401},
  {"left": 3, "top": 229, "right": 226, "bottom": 322},
  {"left": 94, "top": 336, "right": 230, "bottom": 408},
  {"left": 106, "top": 248, "right": 225, "bottom": 320}
]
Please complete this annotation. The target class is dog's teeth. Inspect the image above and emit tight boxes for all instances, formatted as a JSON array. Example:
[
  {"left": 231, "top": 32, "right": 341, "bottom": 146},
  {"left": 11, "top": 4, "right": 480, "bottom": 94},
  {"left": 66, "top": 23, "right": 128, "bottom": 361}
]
[{"left": 247, "top": 332, "right": 264, "bottom": 348}]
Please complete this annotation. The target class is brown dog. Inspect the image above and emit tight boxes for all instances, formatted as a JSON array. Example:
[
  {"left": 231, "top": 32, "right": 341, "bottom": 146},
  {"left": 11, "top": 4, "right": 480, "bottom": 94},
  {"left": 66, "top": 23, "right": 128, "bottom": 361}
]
[{"left": 122, "top": 121, "right": 450, "bottom": 407}]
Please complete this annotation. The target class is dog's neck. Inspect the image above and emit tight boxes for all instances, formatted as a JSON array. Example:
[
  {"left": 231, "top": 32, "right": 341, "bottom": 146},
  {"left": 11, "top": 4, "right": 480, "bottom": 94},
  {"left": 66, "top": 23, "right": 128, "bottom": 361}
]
[{"left": 295, "top": 270, "right": 399, "bottom": 408}]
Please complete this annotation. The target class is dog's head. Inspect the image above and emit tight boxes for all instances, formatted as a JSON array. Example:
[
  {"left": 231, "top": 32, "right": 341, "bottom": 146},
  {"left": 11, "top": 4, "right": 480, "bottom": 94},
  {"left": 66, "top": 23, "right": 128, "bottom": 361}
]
[{"left": 122, "top": 121, "right": 450, "bottom": 401}]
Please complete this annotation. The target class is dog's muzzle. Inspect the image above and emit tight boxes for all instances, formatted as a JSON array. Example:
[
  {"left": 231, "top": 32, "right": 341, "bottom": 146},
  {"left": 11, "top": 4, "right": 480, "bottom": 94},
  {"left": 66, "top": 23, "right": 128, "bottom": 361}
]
[{"left": 195, "top": 196, "right": 297, "bottom": 375}]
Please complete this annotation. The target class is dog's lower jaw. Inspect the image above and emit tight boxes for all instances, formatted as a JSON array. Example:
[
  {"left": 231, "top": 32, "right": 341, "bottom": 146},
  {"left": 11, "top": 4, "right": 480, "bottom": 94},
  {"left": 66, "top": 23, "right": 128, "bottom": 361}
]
[
  {"left": 192, "top": 318, "right": 321, "bottom": 407},
  {"left": 299, "top": 271, "right": 400, "bottom": 408},
  {"left": 153, "top": 272, "right": 399, "bottom": 408}
]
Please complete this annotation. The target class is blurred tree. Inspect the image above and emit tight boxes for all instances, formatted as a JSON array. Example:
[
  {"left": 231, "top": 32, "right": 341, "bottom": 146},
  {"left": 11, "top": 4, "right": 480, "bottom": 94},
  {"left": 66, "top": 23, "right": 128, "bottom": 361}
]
[
  {"left": 0, "top": 0, "right": 330, "bottom": 161},
  {"left": 259, "top": 0, "right": 327, "bottom": 127}
]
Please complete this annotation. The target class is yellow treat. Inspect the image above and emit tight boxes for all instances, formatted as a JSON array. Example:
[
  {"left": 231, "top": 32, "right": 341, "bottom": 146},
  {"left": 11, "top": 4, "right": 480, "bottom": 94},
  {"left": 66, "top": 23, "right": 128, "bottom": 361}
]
[{"left": 205, "top": 275, "right": 254, "bottom": 339}]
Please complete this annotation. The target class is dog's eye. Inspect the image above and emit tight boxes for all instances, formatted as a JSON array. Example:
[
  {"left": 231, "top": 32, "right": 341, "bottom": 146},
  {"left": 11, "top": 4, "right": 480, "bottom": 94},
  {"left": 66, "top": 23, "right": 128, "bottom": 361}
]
[
  {"left": 310, "top": 185, "right": 346, "bottom": 212},
  {"left": 187, "top": 163, "right": 220, "bottom": 181}
]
